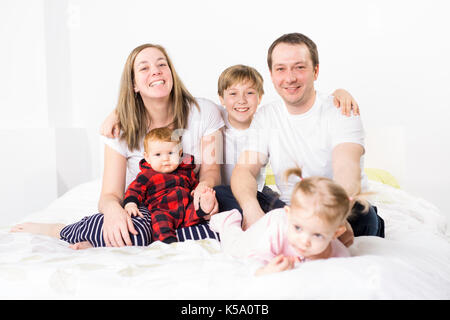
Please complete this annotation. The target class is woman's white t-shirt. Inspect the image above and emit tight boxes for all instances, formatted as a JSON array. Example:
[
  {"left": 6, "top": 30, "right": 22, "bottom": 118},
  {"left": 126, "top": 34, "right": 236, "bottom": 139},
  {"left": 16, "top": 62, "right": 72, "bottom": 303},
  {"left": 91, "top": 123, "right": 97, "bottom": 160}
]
[{"left": 102, "top": 97, "right": 225, "bottom": 190}]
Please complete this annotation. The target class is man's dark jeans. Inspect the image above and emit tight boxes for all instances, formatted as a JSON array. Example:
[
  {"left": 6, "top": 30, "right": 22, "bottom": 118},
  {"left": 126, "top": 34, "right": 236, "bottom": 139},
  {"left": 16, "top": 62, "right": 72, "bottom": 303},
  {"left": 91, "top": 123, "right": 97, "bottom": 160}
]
[{"left": 214, "top": 185, "right": 385, "bottom": 238}]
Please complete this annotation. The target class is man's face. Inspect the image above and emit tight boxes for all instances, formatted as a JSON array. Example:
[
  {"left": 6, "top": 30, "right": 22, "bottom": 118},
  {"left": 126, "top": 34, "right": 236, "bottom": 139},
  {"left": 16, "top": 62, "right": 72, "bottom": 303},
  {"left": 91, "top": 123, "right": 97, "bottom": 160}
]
[{"left": 270, "top": 43, "right": 319, "bottom": 110}]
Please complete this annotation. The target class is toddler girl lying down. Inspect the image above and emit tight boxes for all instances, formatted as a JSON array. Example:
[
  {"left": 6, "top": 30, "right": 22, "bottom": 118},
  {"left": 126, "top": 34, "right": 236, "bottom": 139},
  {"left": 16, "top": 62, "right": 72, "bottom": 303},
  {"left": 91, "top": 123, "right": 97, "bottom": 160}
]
[{"left": 210, "top": 167, "right": 368, "bottom": 276}]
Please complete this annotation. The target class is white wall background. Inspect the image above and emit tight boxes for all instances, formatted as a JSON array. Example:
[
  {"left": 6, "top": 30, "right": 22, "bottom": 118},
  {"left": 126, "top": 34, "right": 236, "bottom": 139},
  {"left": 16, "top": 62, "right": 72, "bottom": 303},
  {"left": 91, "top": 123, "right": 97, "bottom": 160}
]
[{"left": 1, "top": 0, "right": 449, "bottom": 225}]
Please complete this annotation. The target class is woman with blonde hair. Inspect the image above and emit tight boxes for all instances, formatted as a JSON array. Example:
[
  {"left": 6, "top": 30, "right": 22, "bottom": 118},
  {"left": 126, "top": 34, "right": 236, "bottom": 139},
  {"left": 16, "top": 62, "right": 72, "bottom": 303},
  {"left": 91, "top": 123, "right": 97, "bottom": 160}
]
[{"left": 12, "top": 44, "right": 224, "bottom": 248}]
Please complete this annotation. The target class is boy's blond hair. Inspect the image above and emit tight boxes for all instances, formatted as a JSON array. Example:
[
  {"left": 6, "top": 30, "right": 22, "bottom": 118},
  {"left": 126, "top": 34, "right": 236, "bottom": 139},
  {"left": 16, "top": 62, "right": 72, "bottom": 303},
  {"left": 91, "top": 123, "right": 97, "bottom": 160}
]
[
  {"left": 217, "top": 64, "right": 264, "bottom": 98},
  {"left": 285, "top": 167, "right": 369, "bottom": 225},
  {"left": 144, "top": 127, "right": 182, "bottom": 153}
]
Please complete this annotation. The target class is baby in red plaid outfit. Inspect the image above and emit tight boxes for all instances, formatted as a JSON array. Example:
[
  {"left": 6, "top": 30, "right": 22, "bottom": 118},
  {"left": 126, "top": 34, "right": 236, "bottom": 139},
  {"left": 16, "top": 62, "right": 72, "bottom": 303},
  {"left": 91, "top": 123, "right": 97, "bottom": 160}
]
[{"left": 123, "top": 127, "right": 217, "bottom": 243}]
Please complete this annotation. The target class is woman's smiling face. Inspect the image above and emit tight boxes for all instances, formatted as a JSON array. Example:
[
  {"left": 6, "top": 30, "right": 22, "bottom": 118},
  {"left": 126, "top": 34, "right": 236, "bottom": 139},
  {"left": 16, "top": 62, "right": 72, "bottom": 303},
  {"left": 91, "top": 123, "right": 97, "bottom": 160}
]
[{"left": 133, "top": 47, "right": 173, "bottom": 100}]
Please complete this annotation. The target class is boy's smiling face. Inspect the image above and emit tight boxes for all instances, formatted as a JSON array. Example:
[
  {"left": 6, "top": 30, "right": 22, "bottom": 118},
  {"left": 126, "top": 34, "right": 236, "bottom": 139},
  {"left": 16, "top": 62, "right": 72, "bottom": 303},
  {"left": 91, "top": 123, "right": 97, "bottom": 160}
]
[{"left": 219, "top": 81, "right": 262, "bottom": 130}]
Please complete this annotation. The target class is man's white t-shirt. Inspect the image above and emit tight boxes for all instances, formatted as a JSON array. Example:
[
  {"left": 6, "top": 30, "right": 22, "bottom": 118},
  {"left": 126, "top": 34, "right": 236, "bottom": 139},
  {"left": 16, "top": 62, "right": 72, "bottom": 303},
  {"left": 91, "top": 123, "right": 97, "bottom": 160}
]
[
  {"left": 219, "top": 107, "right": 266, "bottom": 191},
  {"left": 245, "top": 91, "right": 368, "bottom": 204},
  {"left": 102, "top": 97, "right": 225, "bottom": 190}
]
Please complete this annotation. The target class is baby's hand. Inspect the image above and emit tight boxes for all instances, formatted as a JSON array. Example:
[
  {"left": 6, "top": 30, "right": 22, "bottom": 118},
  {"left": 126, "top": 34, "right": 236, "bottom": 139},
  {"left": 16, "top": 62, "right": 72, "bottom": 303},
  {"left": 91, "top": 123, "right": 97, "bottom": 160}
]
[
  {"left": 199, "top": 187, "right": 218, "bottom": 217},
  {"left": 255, "top": 255, "right": 298, "bottom": 276},
  {"left": 124, "top": 203, "right": 143, "bottom": 218}
]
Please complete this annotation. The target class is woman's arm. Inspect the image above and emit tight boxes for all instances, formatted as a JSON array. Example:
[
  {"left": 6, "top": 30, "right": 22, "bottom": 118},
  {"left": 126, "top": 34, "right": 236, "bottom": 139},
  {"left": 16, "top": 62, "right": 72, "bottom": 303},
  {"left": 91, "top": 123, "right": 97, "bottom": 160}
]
[
  {"left": 98, "top": 145, "right": 138, "bottom": 247},
  {"left": 191, "top": 129, "right": 223, "bottom": 211}
]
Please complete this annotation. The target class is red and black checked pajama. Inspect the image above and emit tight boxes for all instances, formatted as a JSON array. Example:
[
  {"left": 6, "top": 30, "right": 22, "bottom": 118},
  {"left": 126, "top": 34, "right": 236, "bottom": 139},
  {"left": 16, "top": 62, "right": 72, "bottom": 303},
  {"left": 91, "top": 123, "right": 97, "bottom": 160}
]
[{"left": 123, "top": 155, "right": 207, "bottom": 243}]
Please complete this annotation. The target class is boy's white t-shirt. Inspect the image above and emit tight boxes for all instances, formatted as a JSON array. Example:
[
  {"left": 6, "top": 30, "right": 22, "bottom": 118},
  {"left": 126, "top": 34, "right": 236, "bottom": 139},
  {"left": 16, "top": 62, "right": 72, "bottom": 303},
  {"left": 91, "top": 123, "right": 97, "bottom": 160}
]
[
  {"left": 102, "top": 97, "right": 225, "bottom": 190},
  {"left": 219, "top": 107, "right": 266, "bottom": 191},
  {"left": 245, "top": 91, "right": 368, "bottom": 204}
]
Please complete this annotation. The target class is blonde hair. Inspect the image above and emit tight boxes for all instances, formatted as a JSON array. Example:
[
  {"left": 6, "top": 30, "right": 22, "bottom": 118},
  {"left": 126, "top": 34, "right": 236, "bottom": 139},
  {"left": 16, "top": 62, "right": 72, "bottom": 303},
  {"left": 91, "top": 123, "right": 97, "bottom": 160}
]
[
  {"left": 217, "top": 64, "right": 264, "bottom": 98},
  {"left": 285, "top": 167, "right": 369, "bottom": 225},
  {"left": 116, "top": 44, "right": 198, "bottom": 151},
  {"left": 143, "top": 127, "right": 182, "bottom": 154}
]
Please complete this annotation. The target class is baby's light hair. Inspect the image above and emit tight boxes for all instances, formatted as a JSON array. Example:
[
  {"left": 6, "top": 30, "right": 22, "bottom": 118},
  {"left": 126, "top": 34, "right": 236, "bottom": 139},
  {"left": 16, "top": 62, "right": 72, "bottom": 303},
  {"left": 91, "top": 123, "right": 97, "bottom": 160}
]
[
  {"left": 144, "top": 127, "right": 182, "bottom": 153},
  {"left": 285, "top": 167, "right": 369, "bottom": 225},
  {"left": 217, "top": 64, "right": 264, "bottom": 98}
]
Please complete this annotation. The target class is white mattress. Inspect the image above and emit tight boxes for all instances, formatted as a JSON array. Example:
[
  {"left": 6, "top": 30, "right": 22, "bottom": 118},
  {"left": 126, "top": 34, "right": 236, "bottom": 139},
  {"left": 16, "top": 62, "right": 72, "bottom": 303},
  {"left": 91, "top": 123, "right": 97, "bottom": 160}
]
[{"left": 1, "top": 179, "right": 449, "bottom": 299}]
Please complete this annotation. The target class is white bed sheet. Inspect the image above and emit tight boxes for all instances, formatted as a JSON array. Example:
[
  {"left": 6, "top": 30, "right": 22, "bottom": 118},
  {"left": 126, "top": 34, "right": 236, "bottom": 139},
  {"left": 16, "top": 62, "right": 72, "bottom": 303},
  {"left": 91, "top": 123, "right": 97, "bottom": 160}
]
[{"left": 1, "top": 179, "right": 449, "bottom": 299}]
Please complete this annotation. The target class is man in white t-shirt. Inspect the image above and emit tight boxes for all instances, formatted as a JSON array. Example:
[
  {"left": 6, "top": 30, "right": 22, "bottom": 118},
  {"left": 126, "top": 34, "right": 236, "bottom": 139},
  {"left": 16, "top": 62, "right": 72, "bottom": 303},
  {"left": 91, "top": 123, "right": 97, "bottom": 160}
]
[{"left": 231, "top": 33, "right": 384, "bottom": 246}]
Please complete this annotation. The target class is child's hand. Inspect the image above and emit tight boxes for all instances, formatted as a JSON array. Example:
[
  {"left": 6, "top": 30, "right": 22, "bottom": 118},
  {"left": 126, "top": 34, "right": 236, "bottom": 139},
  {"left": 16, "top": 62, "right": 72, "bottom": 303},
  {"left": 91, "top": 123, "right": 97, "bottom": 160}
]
[
  {"left": 191, "top": 181, "right": 210, "bottom": 211},
  {"left": 255, "top": 255, "right": 298, "bottom": 276},
  {"left": 199, "top": 187, "right": 218, "bottom": 219},
  {"left": 100, "top": 109, "right": 121, "bottom": 138},
  {"left": 124, "top": 203, "right": 144, "bottom": 218},
  {"left": 338, "top": 220, "right": 354, "bottom": 247},
  {"left": 332, "top": 89, "right": 360, "bottom": 117}
]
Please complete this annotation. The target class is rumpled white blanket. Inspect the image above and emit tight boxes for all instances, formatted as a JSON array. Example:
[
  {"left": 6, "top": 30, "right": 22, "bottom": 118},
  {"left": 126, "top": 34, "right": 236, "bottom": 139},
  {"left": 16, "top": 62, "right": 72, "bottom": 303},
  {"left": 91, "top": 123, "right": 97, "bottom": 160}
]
[{"left": 0, "top": 180, "right": 449, "bottom": 299}]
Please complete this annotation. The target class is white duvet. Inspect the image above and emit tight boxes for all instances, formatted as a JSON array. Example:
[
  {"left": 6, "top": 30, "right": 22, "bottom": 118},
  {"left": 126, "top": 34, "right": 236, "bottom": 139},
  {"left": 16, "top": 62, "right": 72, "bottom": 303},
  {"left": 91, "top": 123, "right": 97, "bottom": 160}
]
[{"left": 1, "top": 180, "right": 449, "bottom": 299}]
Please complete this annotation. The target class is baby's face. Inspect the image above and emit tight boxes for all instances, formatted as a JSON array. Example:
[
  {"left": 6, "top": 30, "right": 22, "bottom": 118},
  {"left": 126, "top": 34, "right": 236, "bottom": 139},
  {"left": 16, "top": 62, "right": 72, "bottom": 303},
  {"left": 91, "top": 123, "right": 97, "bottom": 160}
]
[
  {"left": 219, "top": 81, "right": 261, "bottom": 130},
  {"left": 144, "top": 140, "right": 181, "bottom": 173},
  {"left": 285, "top": 203, "right": 342, "bottom": 258}
]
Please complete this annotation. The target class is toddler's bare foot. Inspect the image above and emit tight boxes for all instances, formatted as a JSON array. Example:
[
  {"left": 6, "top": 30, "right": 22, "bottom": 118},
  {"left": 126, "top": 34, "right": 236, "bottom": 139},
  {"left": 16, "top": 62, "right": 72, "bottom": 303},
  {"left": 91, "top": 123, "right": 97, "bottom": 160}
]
[
  {"left": 200, "top": 187, "right": 216, "bottom": 214},
  {"left": 10, "top": 222, "right": 65, "bottom": 238},
  {"left": 69, "top": 241, "right": 93, "bottom": 250}
]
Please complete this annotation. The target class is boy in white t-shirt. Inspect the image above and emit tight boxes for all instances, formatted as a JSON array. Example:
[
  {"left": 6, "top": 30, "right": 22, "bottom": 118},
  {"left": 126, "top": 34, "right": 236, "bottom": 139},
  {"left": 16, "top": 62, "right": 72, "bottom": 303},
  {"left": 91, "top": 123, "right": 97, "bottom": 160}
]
[
  {"left": 214, "top": 64, "right": 361, "bottom": 215},
  {"left": 213, "top": 65, "right": 286, "bottom": 214}
]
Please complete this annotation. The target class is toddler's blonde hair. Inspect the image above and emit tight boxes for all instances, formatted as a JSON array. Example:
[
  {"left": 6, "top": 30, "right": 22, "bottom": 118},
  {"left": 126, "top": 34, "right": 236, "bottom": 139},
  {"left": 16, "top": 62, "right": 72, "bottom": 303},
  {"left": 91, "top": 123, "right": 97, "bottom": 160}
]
[
  {"left": 285, "top": 167, "right": 369, "bottom": 225},
  {"left": 144, "top": 127, "right": 182, "bottom": 153}
]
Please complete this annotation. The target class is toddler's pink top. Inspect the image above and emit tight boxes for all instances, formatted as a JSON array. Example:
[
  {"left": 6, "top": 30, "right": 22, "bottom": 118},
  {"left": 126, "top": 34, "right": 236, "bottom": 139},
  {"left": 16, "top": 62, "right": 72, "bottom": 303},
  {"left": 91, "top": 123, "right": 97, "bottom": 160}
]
[
  {"left": 250, "top": 209, "right": 350, "bottom": 263},
  {"left": 217, "top": 208, "right": 350, "bottom": 264}
]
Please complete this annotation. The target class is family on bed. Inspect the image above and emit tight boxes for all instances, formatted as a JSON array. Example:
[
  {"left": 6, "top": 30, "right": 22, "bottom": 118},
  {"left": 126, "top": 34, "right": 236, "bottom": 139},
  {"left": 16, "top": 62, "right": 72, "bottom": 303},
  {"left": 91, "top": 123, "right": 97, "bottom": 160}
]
[{"left": 11, "top": 33, "right": 385, "bottom": 276}]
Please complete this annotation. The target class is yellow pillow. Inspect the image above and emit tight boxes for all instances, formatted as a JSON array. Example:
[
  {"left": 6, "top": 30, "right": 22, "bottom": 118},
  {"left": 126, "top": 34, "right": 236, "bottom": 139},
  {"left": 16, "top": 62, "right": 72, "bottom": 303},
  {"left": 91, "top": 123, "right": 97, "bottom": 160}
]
[
  {"left": 265, "top": 164, "right": 400, "bottom": 189},
  {"left": 266, "top": 165, "right": 400, "bottom": 189},
  {"left": 264, "top": 164, "right": 276, "bottom": 186},
  {"left": 364, "top": 168, "right": 400, "bottom": 189}
]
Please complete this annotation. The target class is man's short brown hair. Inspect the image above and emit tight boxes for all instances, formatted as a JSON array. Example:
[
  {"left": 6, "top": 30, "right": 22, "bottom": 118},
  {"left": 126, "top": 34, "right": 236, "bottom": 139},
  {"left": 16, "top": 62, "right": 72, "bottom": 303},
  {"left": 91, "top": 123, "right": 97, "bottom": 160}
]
[{"left": 267, "top": 33, "right": 319, "bottom": 71}]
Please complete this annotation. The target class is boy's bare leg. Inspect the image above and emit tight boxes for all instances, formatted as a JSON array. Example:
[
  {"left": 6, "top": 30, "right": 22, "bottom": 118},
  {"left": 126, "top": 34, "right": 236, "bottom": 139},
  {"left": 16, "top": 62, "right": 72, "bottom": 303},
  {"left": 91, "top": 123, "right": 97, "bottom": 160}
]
[
  {"left": 200, "top": 187, "right": 217, "bottom": 214},
  {"left": 10, "top": 222, "right": 65, "bottom": 239}
]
